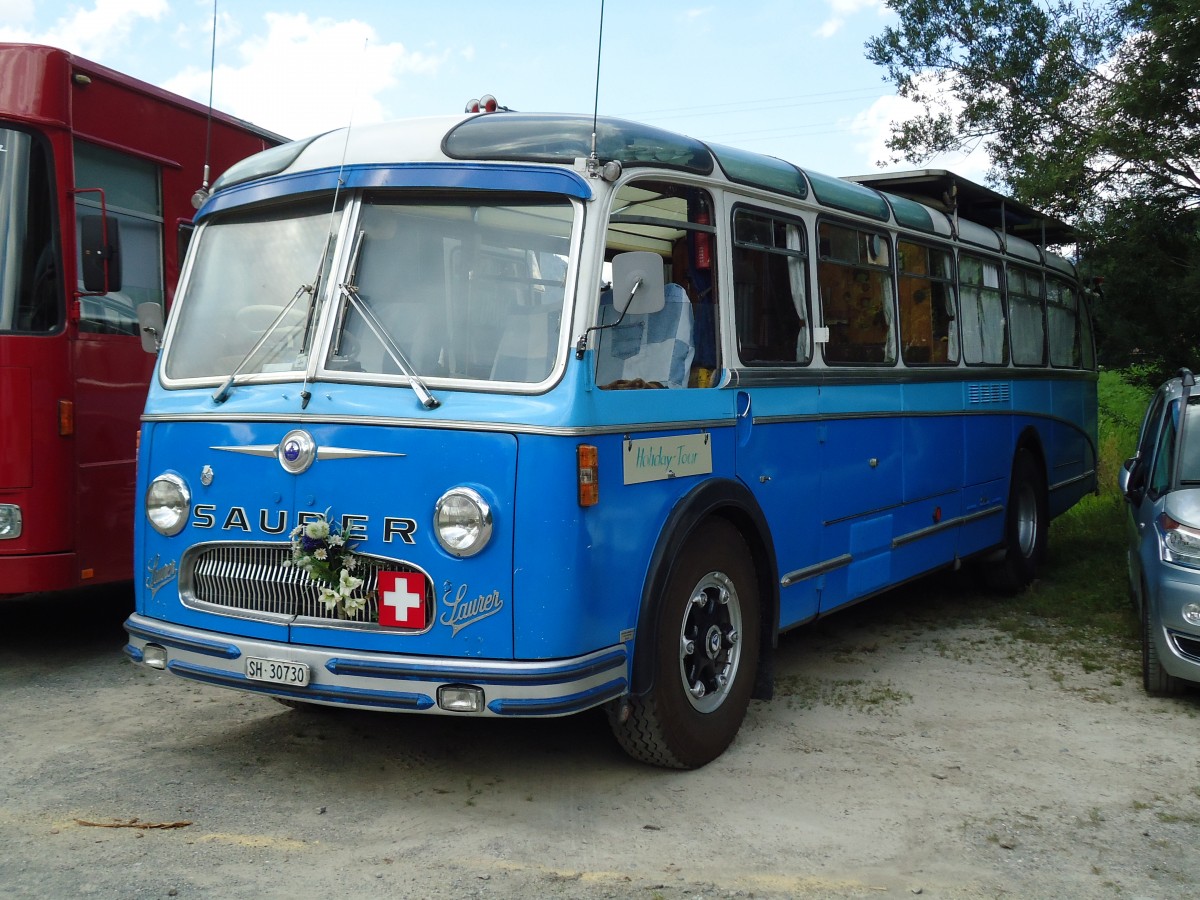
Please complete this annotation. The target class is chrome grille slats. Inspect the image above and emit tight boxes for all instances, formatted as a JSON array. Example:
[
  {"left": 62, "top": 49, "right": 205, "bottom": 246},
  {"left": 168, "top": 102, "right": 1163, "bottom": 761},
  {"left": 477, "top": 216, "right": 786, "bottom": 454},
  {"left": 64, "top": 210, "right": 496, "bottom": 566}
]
[{"left": 180, "top": 542, "right": 431, "bottom": 629}]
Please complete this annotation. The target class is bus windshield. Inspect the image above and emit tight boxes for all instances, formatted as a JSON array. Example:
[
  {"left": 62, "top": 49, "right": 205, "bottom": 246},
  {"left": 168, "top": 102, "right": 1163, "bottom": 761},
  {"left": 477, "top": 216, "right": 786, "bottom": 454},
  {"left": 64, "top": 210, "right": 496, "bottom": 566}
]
[
  {"left": 0, "top": 127, "right": 59, "bottom": 333},
  {"left": 165, "top": 197, "right": 340, "bottom": 381},
  {"left": 329, "top": 194, "right": 574, "bottom": 384}
]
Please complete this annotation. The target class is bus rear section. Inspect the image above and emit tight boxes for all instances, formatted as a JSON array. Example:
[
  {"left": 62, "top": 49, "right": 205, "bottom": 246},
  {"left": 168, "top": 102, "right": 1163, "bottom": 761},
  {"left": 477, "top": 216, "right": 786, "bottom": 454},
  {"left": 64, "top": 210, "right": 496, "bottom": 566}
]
[{"left": 125, "top": 112, "right": 1097, "bottom": 769}]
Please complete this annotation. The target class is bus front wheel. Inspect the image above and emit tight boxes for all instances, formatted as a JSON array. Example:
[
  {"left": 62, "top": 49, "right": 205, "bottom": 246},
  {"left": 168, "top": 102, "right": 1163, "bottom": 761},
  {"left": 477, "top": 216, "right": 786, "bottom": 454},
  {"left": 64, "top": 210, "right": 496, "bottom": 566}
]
[{"left": 610, "top": 518, "right": 760, "bottom": 769}]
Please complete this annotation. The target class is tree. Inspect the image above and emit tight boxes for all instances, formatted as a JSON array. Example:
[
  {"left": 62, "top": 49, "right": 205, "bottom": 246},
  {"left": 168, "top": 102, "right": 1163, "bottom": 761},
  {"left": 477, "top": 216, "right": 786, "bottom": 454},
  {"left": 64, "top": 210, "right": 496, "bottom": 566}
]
[{"left": 866, "top": 0, "right": 1200, "bottom": 379}]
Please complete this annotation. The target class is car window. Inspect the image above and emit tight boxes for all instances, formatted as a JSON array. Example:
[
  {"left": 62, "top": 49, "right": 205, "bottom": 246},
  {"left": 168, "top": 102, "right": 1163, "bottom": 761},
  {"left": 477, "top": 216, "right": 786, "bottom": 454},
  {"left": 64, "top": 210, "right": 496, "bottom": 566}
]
[
  {"left": 1136, "top": 390, "right": 1167, "bottom": 462},
  {"left": 1181, "top": 399, "right": 1200, "bottom": 484},
  {"left": 1149, "top": 402, "right": 1178, "bottom": 497}
]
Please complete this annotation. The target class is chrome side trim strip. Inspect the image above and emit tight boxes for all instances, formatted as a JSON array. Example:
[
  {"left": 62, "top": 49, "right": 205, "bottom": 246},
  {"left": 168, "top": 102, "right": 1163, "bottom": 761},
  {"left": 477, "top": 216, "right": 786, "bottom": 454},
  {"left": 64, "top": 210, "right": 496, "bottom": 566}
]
[
  {"left": 1049, "top": 468, "right": 1097, "bottom": 493},
  {"left": 891, "top": 505, "right": 1004, "bottom": 549},
  {"left": 780, "top": 554, "right": 852, "bottom": 588}
]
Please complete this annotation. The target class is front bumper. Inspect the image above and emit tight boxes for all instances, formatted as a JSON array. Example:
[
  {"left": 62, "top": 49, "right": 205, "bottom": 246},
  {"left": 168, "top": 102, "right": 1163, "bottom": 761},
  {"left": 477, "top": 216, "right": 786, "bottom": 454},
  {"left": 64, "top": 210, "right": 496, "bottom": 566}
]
[
  {"left": 124, "top": 613, "right": 628, "bottom": 716},
  {"left": 1148, "top": 571, "right": 1200, "bottom": 684}
]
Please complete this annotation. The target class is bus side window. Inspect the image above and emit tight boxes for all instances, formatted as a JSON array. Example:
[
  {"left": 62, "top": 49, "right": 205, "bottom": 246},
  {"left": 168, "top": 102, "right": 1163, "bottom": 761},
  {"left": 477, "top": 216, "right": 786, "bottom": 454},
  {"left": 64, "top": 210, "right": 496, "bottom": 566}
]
[
  {"left": 3, "top": 130, "right": 61, "bottom": 332},
  {"left": 818, "top": 221, "right": 895, "bottom": 365},
  {"left": 898, "top": 240, "right": 957, "bottom": 366},
  {"left": 599, "top": 179, "right": 718, "bottom": 389},
  {"left": 73, "top": 141, "right": 163, "bottom": 337},
  {"left": 1007, "top": 264, "right": 1046, "bottom": 366},
  {"left": 1046, "top": 277, "right": 1079, "bottom": 368},
  {"left": 732, "top": 208, "right": 810, "bottom": 365},
  {"left": 959, "top": 253, "right": 1008, "bottom": 365}
]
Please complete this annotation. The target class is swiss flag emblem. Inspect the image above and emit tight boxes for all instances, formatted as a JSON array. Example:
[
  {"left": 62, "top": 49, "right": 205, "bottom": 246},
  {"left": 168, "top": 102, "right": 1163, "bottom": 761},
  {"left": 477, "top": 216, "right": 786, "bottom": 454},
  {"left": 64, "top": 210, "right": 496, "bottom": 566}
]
[{"left": 377, "top": 571, "right": 427, "bottom": 629}]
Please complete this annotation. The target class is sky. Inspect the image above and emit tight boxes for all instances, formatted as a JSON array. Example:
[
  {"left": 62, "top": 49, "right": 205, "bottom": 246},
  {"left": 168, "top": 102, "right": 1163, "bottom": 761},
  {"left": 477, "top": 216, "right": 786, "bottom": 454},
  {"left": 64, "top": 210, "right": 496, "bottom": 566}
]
[{"left": 0, "top": 0, "right": 991, "bottom": 183}]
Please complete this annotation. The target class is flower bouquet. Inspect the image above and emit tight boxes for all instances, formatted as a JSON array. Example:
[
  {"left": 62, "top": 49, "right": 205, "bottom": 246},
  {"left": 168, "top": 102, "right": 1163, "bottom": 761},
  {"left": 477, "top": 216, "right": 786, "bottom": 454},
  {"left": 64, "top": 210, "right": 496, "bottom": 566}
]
[{"left": 287, "top": 512, "right": 367, "bottom": 618}]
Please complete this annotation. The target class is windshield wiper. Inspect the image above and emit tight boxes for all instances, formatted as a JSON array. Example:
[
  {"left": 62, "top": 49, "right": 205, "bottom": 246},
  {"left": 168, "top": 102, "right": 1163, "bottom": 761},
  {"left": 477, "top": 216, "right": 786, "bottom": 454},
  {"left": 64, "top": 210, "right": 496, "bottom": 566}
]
[
  {"left": 336, "top": 283, "right": 440, "bottom": 410},
  {"left": 211, "top": 283, "right": 312, "bottom": 404}
]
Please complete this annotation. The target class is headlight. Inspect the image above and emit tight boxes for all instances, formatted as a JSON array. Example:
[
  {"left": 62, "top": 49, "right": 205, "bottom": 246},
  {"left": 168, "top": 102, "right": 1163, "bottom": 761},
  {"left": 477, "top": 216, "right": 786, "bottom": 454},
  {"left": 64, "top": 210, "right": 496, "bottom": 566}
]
[
  {"left": 434, "top": 487, "right": 492, "bottom": 558},
  {"left": 0, "top": 503, "right": 22, "bottom": 540},
  {"left": 145, "top": 473, "right": 191, "bottom": 536}
]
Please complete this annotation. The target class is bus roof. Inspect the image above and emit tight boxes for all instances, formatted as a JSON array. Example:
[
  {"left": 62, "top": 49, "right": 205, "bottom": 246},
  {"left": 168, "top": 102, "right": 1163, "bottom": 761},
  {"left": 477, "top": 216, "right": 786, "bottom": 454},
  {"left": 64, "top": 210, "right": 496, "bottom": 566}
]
[
  {"left": 208, "top": 112, "right": 1070, "bottom": 250},
  {"left": 847, "top": 169, "right": 1076, "bottom": 247},
  {"left": 0, "top": 42, "right": 287, "bottom": 145}
]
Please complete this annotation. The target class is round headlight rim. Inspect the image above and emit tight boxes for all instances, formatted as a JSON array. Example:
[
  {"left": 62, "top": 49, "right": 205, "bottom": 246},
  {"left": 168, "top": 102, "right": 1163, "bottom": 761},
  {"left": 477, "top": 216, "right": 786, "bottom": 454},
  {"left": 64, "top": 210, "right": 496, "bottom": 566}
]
[
  {"left": 145, "top": 472, "right": 192, "bottom": 537},
  {"left": 433, "top": 486, "right": 493, "bottom": 558}
]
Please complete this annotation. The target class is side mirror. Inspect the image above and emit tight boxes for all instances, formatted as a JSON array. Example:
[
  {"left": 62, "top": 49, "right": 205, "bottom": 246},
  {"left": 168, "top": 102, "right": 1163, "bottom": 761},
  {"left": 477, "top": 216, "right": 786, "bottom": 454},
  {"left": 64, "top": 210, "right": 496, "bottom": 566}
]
[
  {"left": 136, "top": 302, "right": 165, "bottom": 354},
  {"left": 80, "top": 214, "right": 122, "bottom": 293},
  {"left": 1119, "top": 455, "right": 1142, "bottom": 501},
  {"left": 611, "top": 251, "right": 665, "bottom": 317}
]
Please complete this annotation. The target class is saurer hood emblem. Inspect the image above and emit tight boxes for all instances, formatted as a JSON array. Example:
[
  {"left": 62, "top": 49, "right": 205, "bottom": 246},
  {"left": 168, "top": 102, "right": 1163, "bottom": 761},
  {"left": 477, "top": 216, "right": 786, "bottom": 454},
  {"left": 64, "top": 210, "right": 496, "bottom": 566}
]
[
  {"left": 277, "top": 429, "right": 316, "bottom": 474},
  {"left": 210, "top": 433, "right": 405, "bottom": 475}
]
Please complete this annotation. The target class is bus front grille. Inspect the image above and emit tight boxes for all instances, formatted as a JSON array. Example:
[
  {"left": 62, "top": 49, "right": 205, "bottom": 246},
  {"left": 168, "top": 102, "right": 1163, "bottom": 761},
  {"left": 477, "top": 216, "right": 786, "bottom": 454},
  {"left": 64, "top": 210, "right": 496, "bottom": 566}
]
[{"left": 179, "top": 542, "right": 432, "bottom": 628}]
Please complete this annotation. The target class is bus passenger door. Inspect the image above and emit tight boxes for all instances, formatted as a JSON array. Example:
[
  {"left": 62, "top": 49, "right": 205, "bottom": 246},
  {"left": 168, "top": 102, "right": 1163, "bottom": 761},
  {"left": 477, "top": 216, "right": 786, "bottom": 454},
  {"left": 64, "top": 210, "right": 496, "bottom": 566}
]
[
  {"left": 727, "top": 207, "right": 823, "bottom": 628},
  {"left": 733, "top": 389, "right": 823, "bottom": 629}
]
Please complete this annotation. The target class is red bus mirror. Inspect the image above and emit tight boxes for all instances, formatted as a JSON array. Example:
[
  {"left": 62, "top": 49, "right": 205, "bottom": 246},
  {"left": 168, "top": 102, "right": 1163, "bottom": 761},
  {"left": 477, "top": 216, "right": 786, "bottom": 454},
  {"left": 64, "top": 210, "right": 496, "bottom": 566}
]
[{"left": 80, "top": 214, "right": 122, "bottom": 294}]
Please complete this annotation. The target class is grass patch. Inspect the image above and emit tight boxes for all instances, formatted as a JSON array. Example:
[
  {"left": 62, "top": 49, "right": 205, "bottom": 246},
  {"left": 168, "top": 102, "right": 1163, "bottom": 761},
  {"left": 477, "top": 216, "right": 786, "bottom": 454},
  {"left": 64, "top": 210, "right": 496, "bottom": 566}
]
[{"left": 774, "top": 673, "right": 912, "bottom": 713}]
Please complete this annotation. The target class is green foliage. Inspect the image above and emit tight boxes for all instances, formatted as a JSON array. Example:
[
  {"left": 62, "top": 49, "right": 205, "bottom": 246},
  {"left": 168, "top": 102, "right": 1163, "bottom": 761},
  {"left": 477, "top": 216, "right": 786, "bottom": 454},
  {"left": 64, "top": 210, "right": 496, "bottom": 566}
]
[
  {"left": 1084, "top": 201, "right": 1200, "bottom": 384},
  {"left": 868, "top": 0, "right": 1200, "bottom": 390},
  {"left": 866, "top": 0, "right": 1199, "bottom": 218}
]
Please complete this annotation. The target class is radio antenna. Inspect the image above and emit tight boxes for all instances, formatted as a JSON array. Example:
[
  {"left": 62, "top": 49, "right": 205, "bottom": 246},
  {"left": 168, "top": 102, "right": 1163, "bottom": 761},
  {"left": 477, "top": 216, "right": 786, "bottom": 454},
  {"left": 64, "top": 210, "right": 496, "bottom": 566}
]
[
  {"left": 192, "top": 0, "right": 218, "bottom": 209},
  {"left": 589, "top": 0, "right": 605, "bottom": 162},
  {"left": 298, "top": 37, "right": 367, "bottom": 410}
]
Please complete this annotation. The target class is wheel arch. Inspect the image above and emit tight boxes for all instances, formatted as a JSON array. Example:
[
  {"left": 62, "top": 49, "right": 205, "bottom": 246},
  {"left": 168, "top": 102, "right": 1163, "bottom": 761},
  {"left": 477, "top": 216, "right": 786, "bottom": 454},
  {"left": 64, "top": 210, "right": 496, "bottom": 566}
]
[
  {"left": 628, "top": 477, "right": 779, "bottom": 701},
  {"left": 1015, "top": 425, "right": 1048, "bottom": 487}
]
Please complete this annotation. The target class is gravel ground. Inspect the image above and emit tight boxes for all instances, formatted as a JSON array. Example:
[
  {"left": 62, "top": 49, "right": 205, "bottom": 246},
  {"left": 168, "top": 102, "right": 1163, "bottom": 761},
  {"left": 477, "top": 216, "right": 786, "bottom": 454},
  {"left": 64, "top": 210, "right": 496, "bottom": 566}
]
[{"left": 2, "top": 576, "right": 1198, "bottom": 900}]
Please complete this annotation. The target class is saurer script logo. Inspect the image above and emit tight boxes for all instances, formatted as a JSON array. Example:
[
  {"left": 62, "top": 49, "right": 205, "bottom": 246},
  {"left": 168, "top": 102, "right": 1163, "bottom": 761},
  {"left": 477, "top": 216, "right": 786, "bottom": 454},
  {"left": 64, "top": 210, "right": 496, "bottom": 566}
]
[{"left": 440, "top": 581, "right": 504, "bottom": 637}]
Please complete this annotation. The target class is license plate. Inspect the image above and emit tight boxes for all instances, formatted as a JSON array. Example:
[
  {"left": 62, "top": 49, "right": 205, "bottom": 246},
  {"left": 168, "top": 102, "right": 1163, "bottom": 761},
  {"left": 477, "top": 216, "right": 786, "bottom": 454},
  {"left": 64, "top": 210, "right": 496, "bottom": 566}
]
[{"left": 245, "top": 657, "right": 310, "bottom": 687}]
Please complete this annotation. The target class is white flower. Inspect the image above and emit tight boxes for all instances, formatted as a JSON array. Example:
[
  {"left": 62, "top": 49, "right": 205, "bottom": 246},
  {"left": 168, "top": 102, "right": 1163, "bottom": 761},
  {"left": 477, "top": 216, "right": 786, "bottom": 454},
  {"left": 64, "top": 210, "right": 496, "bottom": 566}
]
[
  {"left": 338, "top": 568, "right": 364, "bottom": 593},
  {"left": 328, "top": 534, "right": 345, "bottom": 547},
  {"left": 317, "top": 586, "right": 341, "bottom": 611},
  {"left": 314, "top": 548, "right": 328, "bottom": 561},
  {"left": 342, "top": 593, "right": 367, "bottom": 615},
  {"left": 305, "top": 518, "right": 330, "bottom": 540}
]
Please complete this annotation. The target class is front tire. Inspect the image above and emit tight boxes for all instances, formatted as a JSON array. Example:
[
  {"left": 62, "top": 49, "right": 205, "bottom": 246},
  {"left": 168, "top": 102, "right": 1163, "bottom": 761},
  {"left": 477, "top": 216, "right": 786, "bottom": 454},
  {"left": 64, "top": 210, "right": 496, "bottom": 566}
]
[
  {"left": 1141, "top": 584, "right": 1185, "bottom": 696},
  {"left": 610, "top": 518, "right": 760, "bottom": 769}
]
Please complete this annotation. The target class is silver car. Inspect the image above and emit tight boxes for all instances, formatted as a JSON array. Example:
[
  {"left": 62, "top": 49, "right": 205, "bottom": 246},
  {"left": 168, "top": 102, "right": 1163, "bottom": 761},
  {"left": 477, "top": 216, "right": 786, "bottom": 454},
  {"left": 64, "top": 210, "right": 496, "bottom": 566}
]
[{"left": 1121, "top": 369, "right": 1200, "bottom": 694}]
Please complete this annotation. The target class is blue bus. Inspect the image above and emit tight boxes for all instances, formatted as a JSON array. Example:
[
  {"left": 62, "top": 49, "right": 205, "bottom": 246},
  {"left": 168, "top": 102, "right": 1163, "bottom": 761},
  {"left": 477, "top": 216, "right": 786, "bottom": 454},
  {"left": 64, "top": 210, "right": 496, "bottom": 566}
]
[{"left": 125, "top": 111, "right": 1097, "bottom": 768}]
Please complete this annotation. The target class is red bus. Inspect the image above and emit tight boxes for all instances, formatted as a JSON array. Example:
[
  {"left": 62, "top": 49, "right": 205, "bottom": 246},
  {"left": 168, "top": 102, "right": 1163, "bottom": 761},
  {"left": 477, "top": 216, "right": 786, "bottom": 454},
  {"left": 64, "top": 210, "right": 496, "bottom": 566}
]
[{"left": 0, "top": 43, "right": 281, "bottom": 597}]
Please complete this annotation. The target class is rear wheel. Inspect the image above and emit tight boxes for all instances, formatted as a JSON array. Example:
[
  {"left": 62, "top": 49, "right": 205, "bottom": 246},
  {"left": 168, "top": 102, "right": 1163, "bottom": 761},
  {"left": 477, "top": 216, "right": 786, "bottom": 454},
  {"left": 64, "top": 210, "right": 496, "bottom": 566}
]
[
  {"left": 610, "top": 518, "right": 760, "bottom": 769},
  {"left": 985, "top": 449, "right": 1048, "bottom": 594},
  {"left": 1141, "top": 585, "right": 1185, "bottom": 696}
]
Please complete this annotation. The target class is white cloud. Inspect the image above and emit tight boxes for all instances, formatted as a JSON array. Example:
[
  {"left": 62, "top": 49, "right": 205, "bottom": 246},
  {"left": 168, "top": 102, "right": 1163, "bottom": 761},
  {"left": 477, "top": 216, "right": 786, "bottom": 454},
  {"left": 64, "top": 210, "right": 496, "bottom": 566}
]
[
  {"left": 162, "top": 12, "right": 449, "bottom": 140},
  {"left": 815, "top": 0, "right": 886, "bottom": 40},
  {"left": 0, "top": 0, "right": 167, "bottom": 57},
  {"left": 847, "top": 89, "right": 991, "bottom": 183},
  {"left": 0, "top": 0, "right": 34, "bottom": 24}
]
